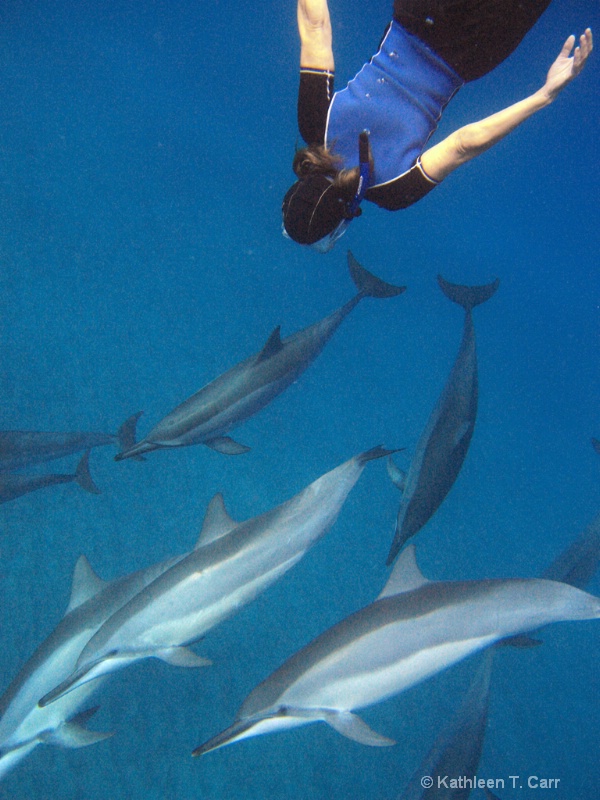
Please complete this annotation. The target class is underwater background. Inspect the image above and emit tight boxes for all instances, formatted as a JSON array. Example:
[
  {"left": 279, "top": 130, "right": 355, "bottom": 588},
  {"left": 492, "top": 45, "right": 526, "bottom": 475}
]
[{"left": 0, "top": 0, "right": 598, "bottom": 797}]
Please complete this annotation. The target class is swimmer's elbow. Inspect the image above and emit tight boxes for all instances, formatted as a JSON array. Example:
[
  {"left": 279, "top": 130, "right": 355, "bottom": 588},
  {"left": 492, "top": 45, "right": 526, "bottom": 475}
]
[{"left": 453, "top": 124, "right": 496, "bottom": 162}]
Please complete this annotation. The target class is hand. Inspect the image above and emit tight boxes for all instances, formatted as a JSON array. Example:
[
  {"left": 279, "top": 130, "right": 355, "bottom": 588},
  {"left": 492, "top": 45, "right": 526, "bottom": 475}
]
[{"left": 544, "top": 28, "right": 593, "bottom": 100}]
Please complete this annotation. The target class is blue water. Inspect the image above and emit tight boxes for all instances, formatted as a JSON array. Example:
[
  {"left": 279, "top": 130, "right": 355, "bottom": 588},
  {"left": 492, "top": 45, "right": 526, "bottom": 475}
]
[{"left": 0, "top": 0, "right": 598, "bottom": 797}]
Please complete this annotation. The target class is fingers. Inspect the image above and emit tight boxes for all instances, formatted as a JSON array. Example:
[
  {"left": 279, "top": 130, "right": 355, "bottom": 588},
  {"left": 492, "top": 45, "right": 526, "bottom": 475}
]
[
  {"left": 560, "top": 33, "right": 576, "bottom": 58},
  {"left": 573, "top": 28, "right": 593, "bottom": 74}
]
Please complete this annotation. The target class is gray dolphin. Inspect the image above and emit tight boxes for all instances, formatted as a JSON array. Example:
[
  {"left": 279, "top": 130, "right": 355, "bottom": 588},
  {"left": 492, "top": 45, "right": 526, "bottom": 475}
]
[
  {"left": 115, "top": 252, "right": 404, "bottom": 461},
  {"left": 0, "top": 543, "right": 190, "bottom": 780},
  {"left": 0, "top": 430, "right": 116, "bottom": 473},
  {"left": 399, "top": 651, "right": 493, "bottom": 800},
  {"left": 41, "top": 447, "right": 390, "bottom": 706},
  {"left": 396, "top": 504, "right": 600, "bottom": 799},
  {"left": 386, "top": 276, "right": 499, "bottom": 564},
  {"left": 192, "top": 545, "right": 600, "bottom": 756},
  {"left": 0, "top": 451, "right": 100, "bottom": 504}
]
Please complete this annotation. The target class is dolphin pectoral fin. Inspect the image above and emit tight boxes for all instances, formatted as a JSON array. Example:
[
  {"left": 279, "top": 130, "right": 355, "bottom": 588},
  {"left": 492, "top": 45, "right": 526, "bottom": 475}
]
[
  {"left": 204, "top": 436, "right": 250, "bottom": 455},
  {"left": 42, "top": 706, "right": 114, "bottom": 749},
  {"left": 452, "top": 421, "right": 473, "bottom": 451},
  {"left": 322, "top": 710, "right": 396, "bottom": 747},
  {"left": 386, "top": 456, "right": 406, "bottom": 492},
  {"left": 75, "top": 451, "right": 101, "bottom": 495},
  {"left": 46, "top": 722, "right": 114, "bottom": 749},
  {"left": 115, "top": 412, "right": 146, "bottom": 461},
  {"left": 155, "top": 646, "right": 212, "bottom": 668}
]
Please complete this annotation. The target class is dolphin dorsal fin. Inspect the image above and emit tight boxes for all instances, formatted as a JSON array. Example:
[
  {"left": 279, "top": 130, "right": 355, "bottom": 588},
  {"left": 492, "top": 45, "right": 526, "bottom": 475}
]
[
  {"left": 255, "top": 326, "right": 283, "bottom": 363},
  {"left": 377, "top": 544, "right": 429, "bottom": 599},
  {"left": 195, "top": 493, "right": 239, "bottom": 548},
  {"left": 66, "top": 555, "right": 108, "bottom": 614}
]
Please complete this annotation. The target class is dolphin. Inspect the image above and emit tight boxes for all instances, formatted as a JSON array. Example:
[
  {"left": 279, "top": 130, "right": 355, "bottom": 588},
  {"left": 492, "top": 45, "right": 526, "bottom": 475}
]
[
  {"left": 0, "top": 544, "right": 192, "bottom": 780},
  {"left": 40, "top": 447, "right": 391, "bottom": 706},
  {"left": 0, "top": 430, "right": 116, "bottom": 473},
  {"left": 395, "top": 506, "right": 600, "bottom": 799},
  {"left": 192, "top": 545, "right": 600, "bottom": 756},
  {"left": 115, "top": 252, "right": 404, "bottom": 461},
  {"left": 0, "top": 451, "right": 100, "bottom": 504},
  {"left": 386, "top": 276, "right": 499, "bottom": 564},
  {"left": 399, "top": 651, "right": 493, "bottom": 800},
  {"left": 592, "top": 437, "right": 600, "bottom": 456}
]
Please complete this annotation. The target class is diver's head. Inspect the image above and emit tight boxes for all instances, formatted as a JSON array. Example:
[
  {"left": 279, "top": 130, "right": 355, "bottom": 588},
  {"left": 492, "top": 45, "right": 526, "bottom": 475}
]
[
  {"left": 282, "top": 174, "right": 357, "bottom": 251},
  {"left": 282, "top": 135, "right": 371, "bottom": 253}
]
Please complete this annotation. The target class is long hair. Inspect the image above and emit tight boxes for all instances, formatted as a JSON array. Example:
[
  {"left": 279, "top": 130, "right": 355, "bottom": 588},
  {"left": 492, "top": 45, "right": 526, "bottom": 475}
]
[{"left": 292, "top": 144, "right": 361, "bottom": 203}]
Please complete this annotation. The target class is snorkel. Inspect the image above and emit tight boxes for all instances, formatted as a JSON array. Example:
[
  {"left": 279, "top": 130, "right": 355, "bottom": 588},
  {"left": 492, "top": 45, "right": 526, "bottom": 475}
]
[
  {"left": 346, "top": 130, "right": 372, "bottom": 218},
  {"left": 308, "top": 130, "right": 372, "bottom": 253}
]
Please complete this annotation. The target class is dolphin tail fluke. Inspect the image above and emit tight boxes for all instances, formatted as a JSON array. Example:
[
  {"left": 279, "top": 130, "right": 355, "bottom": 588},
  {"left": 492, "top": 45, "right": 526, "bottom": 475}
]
[
  {"left": 115, "top": 412, "right": 145, "bottom": 461},
  {"left": 44, "top": 706, "right": 114, "bottom": 749},
  {"left": 155, "top": 646, "right": 212, "bottom": 668},
  {"left": 357, "top": 445, "right": 401, "bottom": 467},
  {"left": 348, "top": 251, "right": 406, "bottom": 299},
  {"left": 437, "top": 275, "right": 500, "bottom": 312},
  {"left": 323, "top": 709, "right": 396, "bottom": 746},
  {"left": 204, "top": 436, "right": 250, "bottom": 455},
  {"left": 75, "top": 451, "right": 101, "bottom": 495}
]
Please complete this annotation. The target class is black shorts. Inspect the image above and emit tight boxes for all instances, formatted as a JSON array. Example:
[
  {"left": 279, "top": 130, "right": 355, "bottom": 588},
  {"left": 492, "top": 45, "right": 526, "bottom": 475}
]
[{"left": 393, "top": 0, "right": 552, "bottom": 81}]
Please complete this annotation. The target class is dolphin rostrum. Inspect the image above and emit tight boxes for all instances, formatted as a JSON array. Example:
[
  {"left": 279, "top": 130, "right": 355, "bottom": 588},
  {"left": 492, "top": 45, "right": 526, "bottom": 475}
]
[
  {"left": 40, "top": 447, "right": 391, "bottom": 706},
  {"left": 192, "top": 545, "right": 600, "bottom": 756},
  {"left": 115, "top": 252, "right": 404, "bottom": 461},
  {"left": 0, "top": 451, "right": 100, "bottom": 504},
  {"left": 386, "top": 276, "right": 499, "bottom": 564},
  {"left": 0, "top": 542, "right": 192, "bottom": 780},
  {"left": 0, "top": 429, "right": 116, "bottom": 473}
]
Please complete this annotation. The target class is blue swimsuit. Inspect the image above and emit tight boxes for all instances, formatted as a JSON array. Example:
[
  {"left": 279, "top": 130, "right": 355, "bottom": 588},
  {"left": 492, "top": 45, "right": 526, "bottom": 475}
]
[{"left": 325, "top": 21, "right": 463, "bottom": 188}]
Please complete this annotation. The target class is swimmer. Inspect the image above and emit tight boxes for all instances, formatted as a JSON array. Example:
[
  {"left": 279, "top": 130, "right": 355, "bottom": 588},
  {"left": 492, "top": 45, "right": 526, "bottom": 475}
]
[{"left": 282, "top": 0, "right": 593, "bottom": 251}]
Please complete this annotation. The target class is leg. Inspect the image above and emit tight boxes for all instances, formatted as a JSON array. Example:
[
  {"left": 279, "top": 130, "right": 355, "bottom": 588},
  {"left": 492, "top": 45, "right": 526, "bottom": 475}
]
[{"left": 393, "top": 0, "right": 552, "bottom": 81}]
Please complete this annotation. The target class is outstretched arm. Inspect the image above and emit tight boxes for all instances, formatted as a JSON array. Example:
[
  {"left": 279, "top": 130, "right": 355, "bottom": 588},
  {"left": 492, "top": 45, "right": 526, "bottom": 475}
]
[
  {"left": 420, "top": 29, "right": 593, "bottom": 182},
  {"left": 297, "top": 0, "right": 334, "bottom": 70}
]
